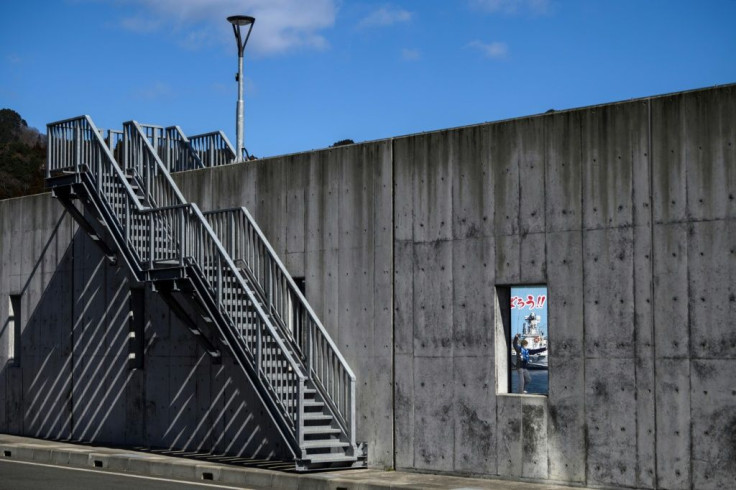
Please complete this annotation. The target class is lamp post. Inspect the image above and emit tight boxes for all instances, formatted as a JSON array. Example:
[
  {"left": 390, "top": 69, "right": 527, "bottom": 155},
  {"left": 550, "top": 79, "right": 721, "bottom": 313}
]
[{"left": 227, "top": 15, "right": 255, "bottom": 161}]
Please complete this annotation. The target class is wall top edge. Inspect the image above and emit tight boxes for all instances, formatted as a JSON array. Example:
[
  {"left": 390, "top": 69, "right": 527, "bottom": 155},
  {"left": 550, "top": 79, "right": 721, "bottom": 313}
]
[
  {"left": 173, "top": 82, "right": 735, "bottom": 171},
  {"left": 0, "top": 190, "right": 53, "bottom": 205}
]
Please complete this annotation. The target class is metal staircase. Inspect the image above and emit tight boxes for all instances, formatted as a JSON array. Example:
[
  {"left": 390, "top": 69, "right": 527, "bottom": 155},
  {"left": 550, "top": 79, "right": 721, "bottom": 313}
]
[{"left": 45, "top": 115, "right": 363, "bottom": 471}]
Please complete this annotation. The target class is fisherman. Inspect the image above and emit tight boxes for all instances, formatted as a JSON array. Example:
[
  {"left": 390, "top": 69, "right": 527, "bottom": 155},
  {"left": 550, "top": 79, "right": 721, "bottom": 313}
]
[
  {"left": 515, "top": 338, "right": 547, "bottom": 394},
  {"left": 512, "top": 333, "right": 522, "bottom": 368}
]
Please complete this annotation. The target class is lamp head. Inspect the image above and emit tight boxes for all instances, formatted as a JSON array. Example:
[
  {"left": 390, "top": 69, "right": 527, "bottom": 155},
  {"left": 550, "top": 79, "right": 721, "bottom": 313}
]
[
  {"left": 227, "top": 15, "right": 255, "bottom": 56},
  {"left": 227, "top": 15, "right": 255, "bottom": 26}
]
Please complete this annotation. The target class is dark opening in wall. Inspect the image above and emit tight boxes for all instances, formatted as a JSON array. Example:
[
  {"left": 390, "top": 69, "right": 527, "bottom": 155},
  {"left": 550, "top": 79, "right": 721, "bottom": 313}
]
[
  {"left": 290, "top": 276, "right": 307, "bottom": 335},
  {"left": 8, "top": 295, "right": 21, "bottom": 367},
  {"left": 128, "top": 288, "right": 145, "bottom": 370}
]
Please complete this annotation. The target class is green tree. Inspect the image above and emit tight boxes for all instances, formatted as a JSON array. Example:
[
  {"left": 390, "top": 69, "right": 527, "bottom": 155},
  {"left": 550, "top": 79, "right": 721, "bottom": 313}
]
[
  {"left": 0, "top": 109, "right": 46, "bottom": 199},
  {"left": 331, "top": 139, "right": 354, "bottom": 147}
]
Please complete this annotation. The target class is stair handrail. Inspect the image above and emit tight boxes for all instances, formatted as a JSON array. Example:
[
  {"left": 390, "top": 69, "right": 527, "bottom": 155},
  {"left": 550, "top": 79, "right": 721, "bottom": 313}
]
[
  {"left": 47, "top": 116, "right": 143, "bottom": 211},
  {"left": 123, "top": 121, "right": 188, "bottom": 209},
  {"left": 137, "top": 203, "right": 310, "bottom": 444},
  {"left": 47, "top": 116, "right": 173, "bottom": 274},
  {"left": 164, "top": 125, "right": 205, "bottom": 172},
  {"left": 125, "top": 118, "right": 357, "bottom": 448},
  {"left": 121, "top": 121, "right": 312, "bottom": 454},
  {"left": 189, "top": 130, "right": 237, "bottom": 167},
  {"left": 118, "top": 125, "right": 238, "bottom": 170},
  {"left": 204, "top": 207, "right": 356, "bottom": 446},
  {"left": 124, "top": 119, "right": 308, "bottom": 361},
  {"left": 124, "top": 120, "right": 359, "bottom": 453}
]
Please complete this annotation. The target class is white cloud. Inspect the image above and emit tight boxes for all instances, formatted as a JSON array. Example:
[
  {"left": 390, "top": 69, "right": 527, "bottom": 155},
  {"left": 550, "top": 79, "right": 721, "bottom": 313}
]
[
  {"left": 117, "top": 0, "right": 337, "bottom": 56},
  {"left": 470, "top": 0, "right": 551, "bottom": 15},
  {"left": 467, "top": 40, "right": 509, "bottom": 59},
  {"left": 401, "top": 48, "right": 421, "bottom": 61},
  {"left": 359, "top": 6, "right": 412, "bottom": 27}
]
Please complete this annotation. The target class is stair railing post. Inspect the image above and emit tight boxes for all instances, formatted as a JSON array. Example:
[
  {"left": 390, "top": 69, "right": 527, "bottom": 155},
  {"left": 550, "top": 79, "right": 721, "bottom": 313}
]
[
  {"left": 208, "top": 137, "right": 214, "bottom": 168},
  {"left": 74, "top": 125, "right": 81, "bottom": 173},
  {"left": 350, "top": 377, "right": 356, "bottom": 447},
  {"left": 229, "top": 210, "right": 235, "bottom": 259},
  {"left": 123, "top": 126, "right": 129, "bottom": 173},
  {"left": 152, "top": 127, "right": 158, "bottom": 161},
  {"left": 144, "top": 140, "right": 151, "bottom": 205},
  {"left": 169, "top": 130, "right": 174, "bottom": 172},
  {"left": 217, "top": 254, "right": 223, "bottom": 306},
  {"left": 179, "top": 207, "right": 185, "bottom": 267},
  {"left": 307, "top": 320, "right": 313, "bottom": 381},
  {"left": 297, "top": 378, "right": 305, "bottom": 448},
  {"left": 125, "top": 196, "right": 130, "bottom": 245},
  {"left": 96, "top": 140, "right": 102, "bottom": 195},
  {"left": 256, "top": 320, "right": 262, "bottom": 375},
  {"left": 164, "top": 130, "right": 171, "bottom": 172},
  {"left": 267, "top": 260, "right": 272, "bottom": 315},
  {"left": 148, "top": 212, "right": 154, "bottom": 270}
]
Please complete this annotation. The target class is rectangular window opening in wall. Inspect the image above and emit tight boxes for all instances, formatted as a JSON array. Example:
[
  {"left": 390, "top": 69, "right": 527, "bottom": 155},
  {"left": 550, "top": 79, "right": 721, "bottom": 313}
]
[
  {"left": 495, "top": 285, "right": 548, "bottom": 395},
  {"left": 8, "top": 295, "right": 21, "bottom": 367},
  {"left": 128, "top": 288, "right": 145, "bottom": 370},
  {"left": 289, "top": 277, "right": 306, "bottom": 335}
]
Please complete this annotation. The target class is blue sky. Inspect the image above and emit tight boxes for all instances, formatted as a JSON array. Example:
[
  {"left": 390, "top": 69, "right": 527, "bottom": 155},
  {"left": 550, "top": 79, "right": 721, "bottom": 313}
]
[{"left": 1, "top": 0, "right": 735, "bottom": 158}]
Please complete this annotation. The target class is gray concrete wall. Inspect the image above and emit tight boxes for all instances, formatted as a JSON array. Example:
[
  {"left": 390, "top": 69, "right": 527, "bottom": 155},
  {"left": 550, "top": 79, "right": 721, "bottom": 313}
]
[
  {"left": 1, "top": 84, "right": 735, "bottom": 488},
  {"left": 390, "top": 85, "right": 736, "bottom": 489}
]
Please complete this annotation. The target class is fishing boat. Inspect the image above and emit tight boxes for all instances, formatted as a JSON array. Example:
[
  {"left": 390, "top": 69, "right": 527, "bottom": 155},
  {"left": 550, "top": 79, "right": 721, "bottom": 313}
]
[{"left": 511, "top": 312, "right": 548, "bottom": 370}]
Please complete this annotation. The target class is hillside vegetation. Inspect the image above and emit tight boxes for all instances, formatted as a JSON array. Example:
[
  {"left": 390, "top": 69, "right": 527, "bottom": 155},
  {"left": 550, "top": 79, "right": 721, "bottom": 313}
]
[{"left": 0, "top": 109, "right": 46, "bottom": 199}]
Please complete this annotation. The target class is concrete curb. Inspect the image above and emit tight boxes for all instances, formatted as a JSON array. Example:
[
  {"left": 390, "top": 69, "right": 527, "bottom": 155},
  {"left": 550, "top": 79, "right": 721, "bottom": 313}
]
[{"left": 0, "top": 435, "right": 585, "bottom": 490}]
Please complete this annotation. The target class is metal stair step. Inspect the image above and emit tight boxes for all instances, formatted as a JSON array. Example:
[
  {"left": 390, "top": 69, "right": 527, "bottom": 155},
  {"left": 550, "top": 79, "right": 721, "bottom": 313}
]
[
  {"left": 302, "top": 440, "right": 351, "bottom": 449},
  {"left": 304, "top": 453, "right": 358, "bottom": 464},
  {"left": 303, "top": 413, "right": 333, "bottom": 422},
  {"left": 303, "top": 426, "right": 341, "bottom": 435},
  {"left": 273, "top": 387, "right": 315, "bottom": 397},
  {"left": 154, "top": 259, "right": 181, "bottom": 266}
]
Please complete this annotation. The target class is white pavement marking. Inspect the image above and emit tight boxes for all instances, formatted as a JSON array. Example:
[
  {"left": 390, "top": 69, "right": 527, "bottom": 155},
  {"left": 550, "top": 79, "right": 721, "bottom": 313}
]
[{"left": 0, "top": 459, "right": 255, "bottom": 489}]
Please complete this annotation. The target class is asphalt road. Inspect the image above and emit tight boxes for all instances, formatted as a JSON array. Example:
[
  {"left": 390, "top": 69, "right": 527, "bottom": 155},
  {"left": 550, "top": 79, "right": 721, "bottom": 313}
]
[{"left": 0, "top": 459, "right": 255, "bottom": 490}]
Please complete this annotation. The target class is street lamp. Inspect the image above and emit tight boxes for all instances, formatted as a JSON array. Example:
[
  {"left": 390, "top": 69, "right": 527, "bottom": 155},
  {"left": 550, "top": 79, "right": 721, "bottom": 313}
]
[{"left": 227, "top": 15, "right": 255, "bottom": 161}]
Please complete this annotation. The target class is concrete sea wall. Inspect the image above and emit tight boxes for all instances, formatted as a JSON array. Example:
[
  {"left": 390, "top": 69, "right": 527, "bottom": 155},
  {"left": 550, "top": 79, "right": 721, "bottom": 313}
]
[{"left": 1, "top": 84, "right": 735, "bottom": 489}]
